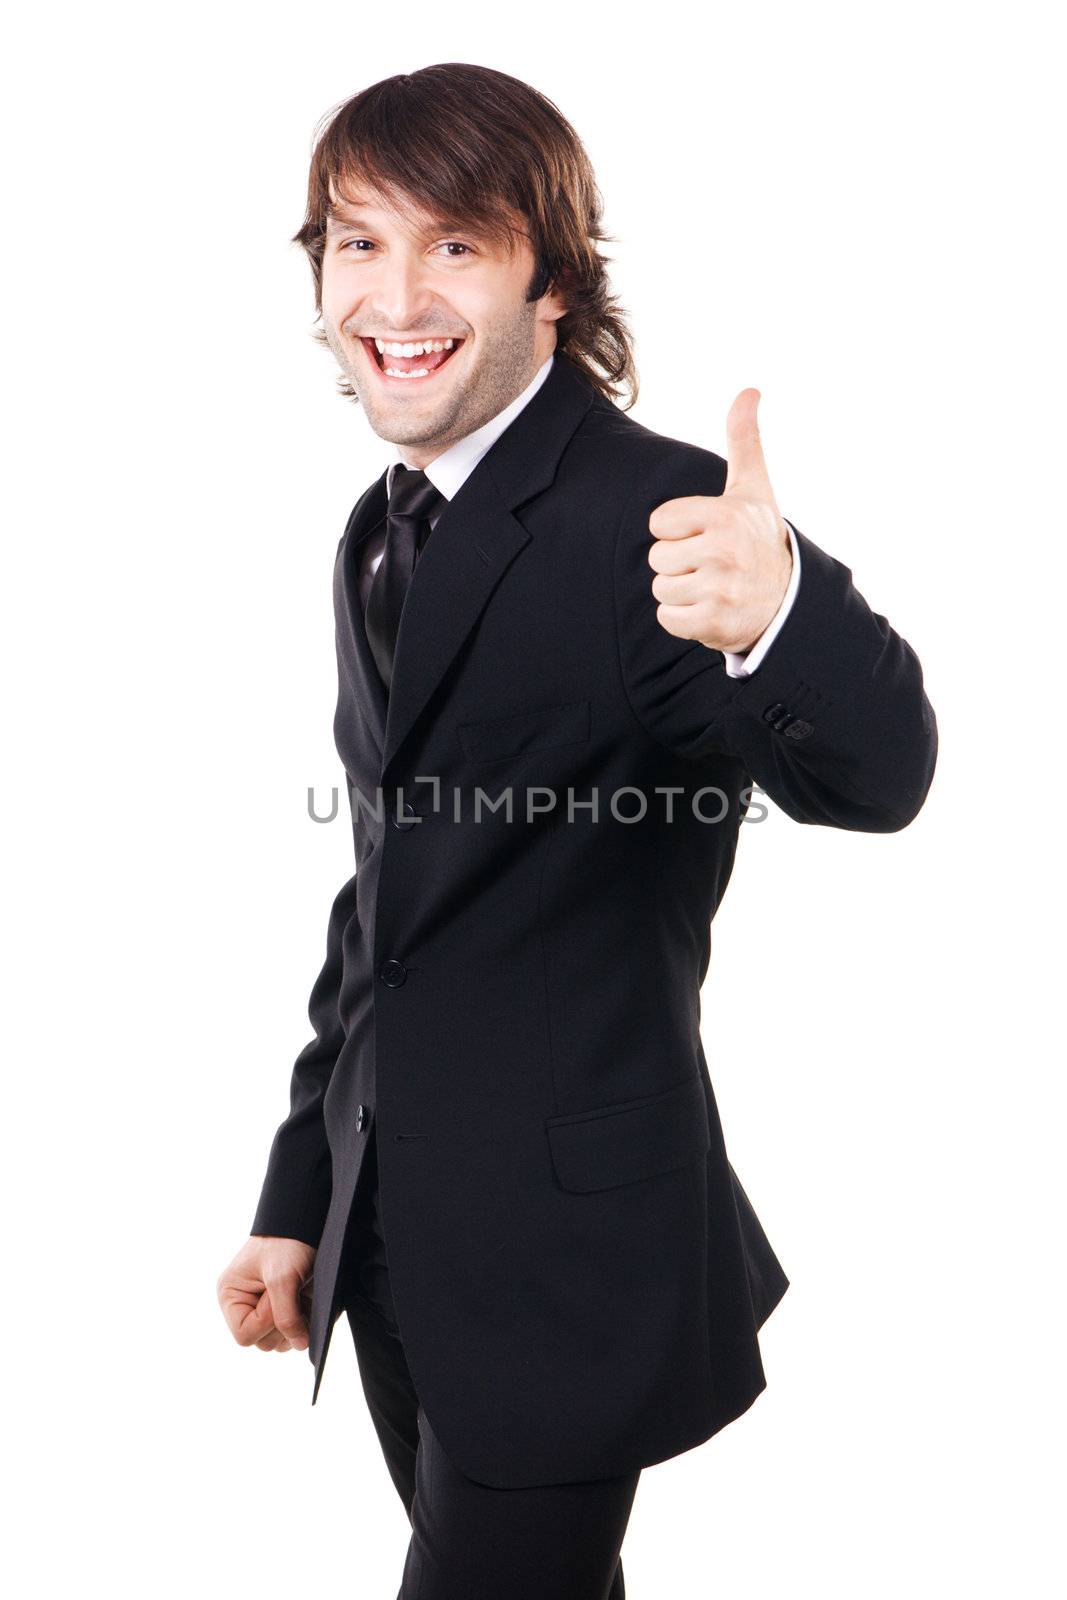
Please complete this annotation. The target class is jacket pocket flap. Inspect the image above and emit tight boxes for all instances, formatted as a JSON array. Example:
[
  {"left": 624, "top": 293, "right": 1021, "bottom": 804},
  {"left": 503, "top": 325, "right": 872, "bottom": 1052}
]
[
  {"left": 458, "top": 699, "right": 590, "bottom": 764},
  {"left": 545, "top": 1075, "right": 710, "bottom": 1193}
]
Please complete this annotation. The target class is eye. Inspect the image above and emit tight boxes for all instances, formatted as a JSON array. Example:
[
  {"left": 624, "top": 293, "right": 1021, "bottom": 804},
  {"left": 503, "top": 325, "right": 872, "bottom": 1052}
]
[{"left": 332, "top": 237, "right": 473, "bottom": 257}]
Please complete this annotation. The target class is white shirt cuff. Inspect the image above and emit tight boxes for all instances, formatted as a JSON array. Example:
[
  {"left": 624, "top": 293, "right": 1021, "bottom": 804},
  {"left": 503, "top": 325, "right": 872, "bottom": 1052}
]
[{"left": 720, "top": 519, "right": 801, "bottom": 678}]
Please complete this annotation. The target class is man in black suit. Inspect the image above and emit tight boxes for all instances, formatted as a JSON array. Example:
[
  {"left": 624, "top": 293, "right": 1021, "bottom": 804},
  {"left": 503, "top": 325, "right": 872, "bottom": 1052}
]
[{"left": 217, "top": 64, "right": 937, "bottom": 1600}]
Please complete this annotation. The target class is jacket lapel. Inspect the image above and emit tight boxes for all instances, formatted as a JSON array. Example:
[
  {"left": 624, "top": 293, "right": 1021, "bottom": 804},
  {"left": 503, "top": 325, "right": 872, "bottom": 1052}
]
[
  {"left": 337, "top": 353, "right": 599, "bottom": 784},
  {"left": 335, "top": 471, "right": 389, "bottom": 757}
]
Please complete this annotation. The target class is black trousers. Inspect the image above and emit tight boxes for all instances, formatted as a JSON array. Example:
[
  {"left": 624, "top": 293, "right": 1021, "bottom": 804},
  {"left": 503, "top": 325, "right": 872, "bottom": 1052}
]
[{"left": 337, "top": 1129, "right": 641, "bottom": 1600}]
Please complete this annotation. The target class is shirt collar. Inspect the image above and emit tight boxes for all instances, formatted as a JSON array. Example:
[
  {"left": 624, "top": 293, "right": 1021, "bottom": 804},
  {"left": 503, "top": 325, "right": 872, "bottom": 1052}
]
[{"left": 386, "top": 352, "right": 555, "bottom": 502}]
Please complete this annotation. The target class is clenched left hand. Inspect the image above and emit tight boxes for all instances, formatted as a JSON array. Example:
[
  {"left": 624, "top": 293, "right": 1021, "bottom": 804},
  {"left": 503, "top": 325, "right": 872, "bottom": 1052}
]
[{"left": 648, "top": 389, "right": 793, "bottom": 655}]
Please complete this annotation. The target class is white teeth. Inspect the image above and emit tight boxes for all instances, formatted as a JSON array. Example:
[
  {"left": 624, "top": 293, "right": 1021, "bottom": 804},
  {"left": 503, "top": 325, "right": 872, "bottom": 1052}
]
[
  {"left": 384, "top": 367, "right": 431, "bottom": 378},
  {"left": 374, "top": 337, "right": 456, "bottom": 357}
]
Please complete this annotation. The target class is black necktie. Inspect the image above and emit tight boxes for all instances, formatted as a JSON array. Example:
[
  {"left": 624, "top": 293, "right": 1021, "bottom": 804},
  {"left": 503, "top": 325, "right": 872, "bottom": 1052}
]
[{"left": 365, "top": 465, "right": 445, "bottom": 693}]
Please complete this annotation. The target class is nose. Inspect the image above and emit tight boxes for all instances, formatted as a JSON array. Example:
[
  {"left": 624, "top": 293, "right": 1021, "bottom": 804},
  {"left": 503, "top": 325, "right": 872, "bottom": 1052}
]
[{"left": 370, "top": 250, "right": 438, "bottom": 338}]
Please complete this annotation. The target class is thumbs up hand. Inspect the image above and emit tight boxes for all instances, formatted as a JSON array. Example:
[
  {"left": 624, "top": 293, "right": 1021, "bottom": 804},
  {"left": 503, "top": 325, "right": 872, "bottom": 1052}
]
[{"left": 648, "top": 389, "right": 793, "bottom": 655}]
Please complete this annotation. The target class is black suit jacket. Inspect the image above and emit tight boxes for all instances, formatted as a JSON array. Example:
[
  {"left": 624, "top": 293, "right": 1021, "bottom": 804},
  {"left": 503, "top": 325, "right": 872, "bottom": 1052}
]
[{"left": 251, "top": 352, "right": 937, "bottom": 1488}]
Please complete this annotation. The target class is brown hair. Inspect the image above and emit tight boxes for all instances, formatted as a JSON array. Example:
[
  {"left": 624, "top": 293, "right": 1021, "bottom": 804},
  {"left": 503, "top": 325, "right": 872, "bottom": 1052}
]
[{"left": 291, "top": 63, "right": 638, "bottom": 409}]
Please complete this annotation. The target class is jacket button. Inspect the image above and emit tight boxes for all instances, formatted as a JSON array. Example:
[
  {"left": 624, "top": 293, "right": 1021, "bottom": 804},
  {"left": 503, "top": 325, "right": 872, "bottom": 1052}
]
[
  {"left": 379, "top": 959, "right": 408, "bottom": 987},
  {"left": 392, "top": 800, "right": 420, "bottom": 830},
  {"left": 763, "top": 701, "right": 807, "bottom": 734},
  {"left": 355, "top": 1104, "right": 367, "bottom": 1132}
]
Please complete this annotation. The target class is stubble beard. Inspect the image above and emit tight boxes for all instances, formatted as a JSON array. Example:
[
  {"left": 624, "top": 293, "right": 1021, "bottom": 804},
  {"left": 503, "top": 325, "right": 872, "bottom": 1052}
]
[{"left": 322, "top": 301, "right": 542, "bottom": 451}]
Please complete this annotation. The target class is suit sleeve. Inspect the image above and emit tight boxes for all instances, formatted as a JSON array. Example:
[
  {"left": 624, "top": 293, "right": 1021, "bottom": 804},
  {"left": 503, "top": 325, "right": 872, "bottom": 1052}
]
[
  {"left": 613, "top": 448, "right": 938, "bottom": 831},
  {"left": 248, "top": 859, "right": 358, "bottom": 1246}
]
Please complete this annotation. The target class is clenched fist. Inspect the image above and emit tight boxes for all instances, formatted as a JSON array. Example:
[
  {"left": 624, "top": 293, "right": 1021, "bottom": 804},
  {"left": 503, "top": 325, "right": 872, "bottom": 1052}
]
[
  {"left": 216, "top": 1235, "right": 316, "bottom": 1353},
  {"left": 648, "top": 389, "right": 793, "bottom": 655}
]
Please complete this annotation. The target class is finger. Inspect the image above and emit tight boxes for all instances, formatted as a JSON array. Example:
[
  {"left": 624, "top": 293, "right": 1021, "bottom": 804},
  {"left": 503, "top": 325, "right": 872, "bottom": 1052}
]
[
  {"left": 266, "top": 1274, "right": 310, "bottom": 1352},
  {"left": 651, "top": 570, "right": 702, "bottom": 607},
  {"left": 220, "top": 1280, "right": 271, "bottom": 1345},
  {"left": 724, "top": 388, "right": 773, "bottom": 497},
  {"left": 255, "top": 1330, "right": 290, "bottom": 1352},
  {"left": 647, "top": 533, "right": 702, "bottom": 576},
  {"left": 648, "top": 496, "right": 719, "bottom": 540},
  {"left": 237, "top": 1287, "right": 278, "bottom": 1347},
  {"left": 655, "top": 601, "right": 704, "bottom": 641}
]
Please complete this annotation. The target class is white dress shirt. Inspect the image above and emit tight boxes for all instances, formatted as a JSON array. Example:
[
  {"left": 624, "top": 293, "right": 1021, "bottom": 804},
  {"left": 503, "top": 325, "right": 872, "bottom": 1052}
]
[{"left": 359, "top": 351, "right": 801, "bottom": 677}]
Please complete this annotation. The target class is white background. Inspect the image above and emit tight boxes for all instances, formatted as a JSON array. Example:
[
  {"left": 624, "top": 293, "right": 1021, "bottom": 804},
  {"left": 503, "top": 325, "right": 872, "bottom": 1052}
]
[{"left": 4, "top": 2, "right": 1064, "bottom": 1595}]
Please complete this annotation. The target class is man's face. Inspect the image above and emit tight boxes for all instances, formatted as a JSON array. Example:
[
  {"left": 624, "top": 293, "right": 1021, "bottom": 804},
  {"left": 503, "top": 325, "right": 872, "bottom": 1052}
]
[{"left": 320, "top": 183, "right": 566, "bottom": 466}]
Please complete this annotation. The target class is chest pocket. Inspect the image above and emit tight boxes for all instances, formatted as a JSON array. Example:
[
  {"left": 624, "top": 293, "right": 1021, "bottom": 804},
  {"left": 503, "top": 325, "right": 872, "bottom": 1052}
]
[{"left": 457, "top": 698, "right": 590, "bottom": 765}]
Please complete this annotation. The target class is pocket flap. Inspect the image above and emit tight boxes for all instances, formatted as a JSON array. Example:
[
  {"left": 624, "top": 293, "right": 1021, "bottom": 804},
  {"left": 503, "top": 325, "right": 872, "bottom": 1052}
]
[{"left": 545, "top": 1075, "right": 710, "bottom": 1193}]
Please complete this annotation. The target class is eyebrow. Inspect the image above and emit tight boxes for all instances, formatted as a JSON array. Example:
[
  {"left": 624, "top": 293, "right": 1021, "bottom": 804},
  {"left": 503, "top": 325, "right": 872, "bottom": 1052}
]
[
  {"left": 325, "top": 208, "right": 486, "bottom": 240},
  {"left": 325, "top": 211, "right": 373, "bottom": 233}
]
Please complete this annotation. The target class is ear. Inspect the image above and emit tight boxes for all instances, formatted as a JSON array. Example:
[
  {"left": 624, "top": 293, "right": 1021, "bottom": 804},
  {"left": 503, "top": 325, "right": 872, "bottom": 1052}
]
[
  {"left": 541, "top": 284, "right": 568, "bottom": 323},
  {"left": 527, "top": 251, "right": 563, "bottom": 308},
  {"left": 531, "top": 257, "right": 568, "bottom": 322}
]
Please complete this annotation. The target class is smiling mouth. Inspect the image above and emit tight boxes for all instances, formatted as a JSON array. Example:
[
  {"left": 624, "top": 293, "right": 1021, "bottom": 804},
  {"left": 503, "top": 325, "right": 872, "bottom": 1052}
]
[{"left": 360, "top": 336, "right": 465, "bottom": 383}]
